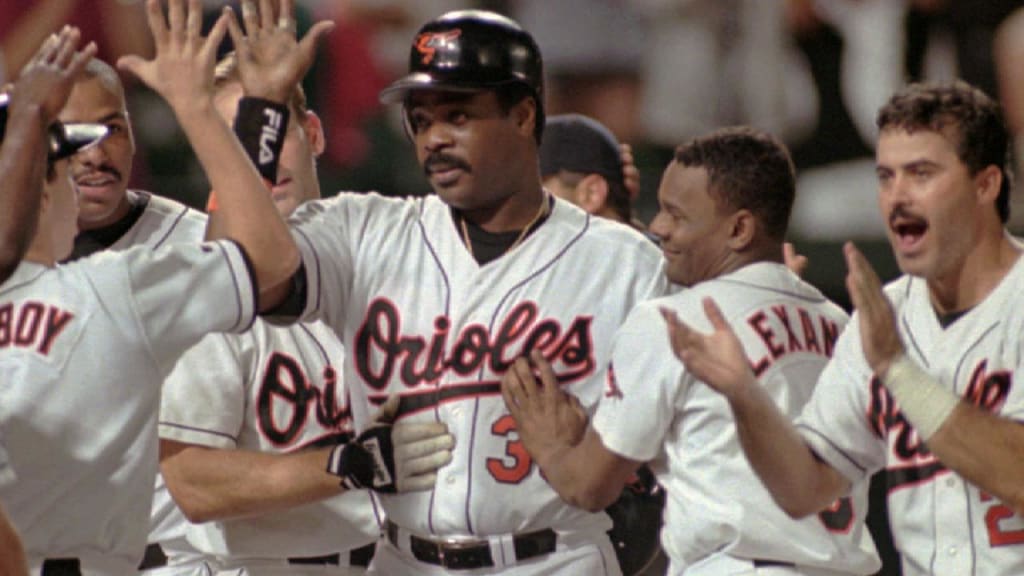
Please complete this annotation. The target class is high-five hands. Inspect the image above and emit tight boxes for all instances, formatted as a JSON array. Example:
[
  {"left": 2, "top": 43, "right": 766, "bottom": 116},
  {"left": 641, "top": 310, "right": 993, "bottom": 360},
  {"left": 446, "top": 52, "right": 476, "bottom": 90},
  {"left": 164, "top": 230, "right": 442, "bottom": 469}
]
[
  {"left": 117, "top": 0, "right": 230, "bottom": 112},
  {"left": 226, "top": 0, "right": 334, "bottom": 102},
  {"left": 8, "top": 26, "right": 97, "bottom": 126}
]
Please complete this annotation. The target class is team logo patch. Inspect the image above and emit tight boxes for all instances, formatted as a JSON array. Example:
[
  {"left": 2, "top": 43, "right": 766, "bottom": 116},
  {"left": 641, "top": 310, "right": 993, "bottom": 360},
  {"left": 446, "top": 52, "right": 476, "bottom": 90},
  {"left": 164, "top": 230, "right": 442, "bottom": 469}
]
[{"left": 415, "top": 30, "right": 461, "bottom": 65}]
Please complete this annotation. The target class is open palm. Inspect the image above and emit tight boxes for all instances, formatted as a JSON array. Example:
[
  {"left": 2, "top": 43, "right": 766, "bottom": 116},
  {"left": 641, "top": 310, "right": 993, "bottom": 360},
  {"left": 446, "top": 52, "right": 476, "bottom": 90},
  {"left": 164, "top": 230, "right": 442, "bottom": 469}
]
[{"left": 661, "top": 298, "right": 755, "bottom": 397}]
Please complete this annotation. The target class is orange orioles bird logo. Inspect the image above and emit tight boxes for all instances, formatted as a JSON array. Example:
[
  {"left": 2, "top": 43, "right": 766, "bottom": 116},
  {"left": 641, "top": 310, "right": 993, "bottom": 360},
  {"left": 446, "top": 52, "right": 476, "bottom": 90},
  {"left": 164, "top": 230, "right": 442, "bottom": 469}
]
[{"left": 415, "top": 30, "right": 462, "bottom": 65}]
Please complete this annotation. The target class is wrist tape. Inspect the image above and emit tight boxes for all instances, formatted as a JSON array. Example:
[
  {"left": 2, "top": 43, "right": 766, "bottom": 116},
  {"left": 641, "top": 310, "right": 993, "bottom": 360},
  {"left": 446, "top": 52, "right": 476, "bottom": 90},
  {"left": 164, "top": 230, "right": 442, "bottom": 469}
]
[
  {"left": 881, "top": 354, "right": 960, "bottom": 440},
  {"left": 233, "top": 97, "right": 289, "bottom": 184}
]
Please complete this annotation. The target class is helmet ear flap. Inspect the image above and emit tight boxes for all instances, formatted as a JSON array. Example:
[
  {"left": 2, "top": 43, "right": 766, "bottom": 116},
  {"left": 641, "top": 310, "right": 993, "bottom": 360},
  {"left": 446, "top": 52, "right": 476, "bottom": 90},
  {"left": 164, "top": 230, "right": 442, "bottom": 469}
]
[{"left": 400, "top": 105, "right": 415, "bottom": 142}]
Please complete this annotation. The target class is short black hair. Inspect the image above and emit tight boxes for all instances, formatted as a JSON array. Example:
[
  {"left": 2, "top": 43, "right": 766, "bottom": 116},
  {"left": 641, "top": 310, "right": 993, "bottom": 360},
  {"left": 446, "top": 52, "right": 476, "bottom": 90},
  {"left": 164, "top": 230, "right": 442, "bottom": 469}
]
[
  {"left": 877, "top": 81, "right": 1013, "bottom": 223},
  {"left": 674, "top": 127, "right": 796, "bottom": 241}
]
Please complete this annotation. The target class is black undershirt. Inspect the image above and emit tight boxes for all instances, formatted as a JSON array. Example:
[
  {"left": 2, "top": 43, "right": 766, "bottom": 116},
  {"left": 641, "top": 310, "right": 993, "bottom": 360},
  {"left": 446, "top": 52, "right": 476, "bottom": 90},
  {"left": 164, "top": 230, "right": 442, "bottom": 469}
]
[
  {"left": 452, "top": 196, "right": 554, "bottom": 266},
  {"left": 65, "top": 194, "right": 150, "bottom": 261},
  {"left": 936, "top": 307, "right": 972, "bottom": 329}
]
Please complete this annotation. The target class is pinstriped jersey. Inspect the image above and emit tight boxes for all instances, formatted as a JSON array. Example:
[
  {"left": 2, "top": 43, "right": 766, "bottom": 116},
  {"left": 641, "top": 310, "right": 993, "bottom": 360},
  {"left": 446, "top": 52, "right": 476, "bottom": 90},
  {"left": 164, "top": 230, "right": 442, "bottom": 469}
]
[
  {"left": 68, "top": 190, "right": 211, "bottom": 564},
  {"left": 281, "top": 192, "right": 669, "bottom": 537},
  {"left": 593, "top": 262, "right": 880, "bottom": 574},
  {"left": 103, "top": 190, "right": 207, "bottom": 252},
  {"left": 0, "top": 241, "right": 256, "bottom": 574},
  {"left": 159, "top": 318, "right": 380, "bottom": 559},
  {"left": 797, "top": 256, "right": 1024, "bottom": 575}
]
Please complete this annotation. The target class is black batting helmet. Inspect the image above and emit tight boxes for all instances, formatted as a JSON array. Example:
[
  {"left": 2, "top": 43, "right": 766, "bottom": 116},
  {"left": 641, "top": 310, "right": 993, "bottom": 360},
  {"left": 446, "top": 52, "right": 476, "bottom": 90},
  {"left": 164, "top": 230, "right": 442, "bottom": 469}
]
[
  {"left": 379, "top": 10, "right": 545, "bottom": 141},
  {"left": 0, "top": 93, "right": 108, "bottom": 162}
]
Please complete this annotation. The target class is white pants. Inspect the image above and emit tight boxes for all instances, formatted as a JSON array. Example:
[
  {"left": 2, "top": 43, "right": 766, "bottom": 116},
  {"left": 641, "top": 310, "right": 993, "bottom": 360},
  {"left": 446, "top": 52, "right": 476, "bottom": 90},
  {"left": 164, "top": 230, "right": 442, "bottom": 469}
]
[
  {"left": 369, "top": 530, "right": 621, "bottom": 576},
  {"left": 677, "top": 553, "right": 860, "bottom": 576}
]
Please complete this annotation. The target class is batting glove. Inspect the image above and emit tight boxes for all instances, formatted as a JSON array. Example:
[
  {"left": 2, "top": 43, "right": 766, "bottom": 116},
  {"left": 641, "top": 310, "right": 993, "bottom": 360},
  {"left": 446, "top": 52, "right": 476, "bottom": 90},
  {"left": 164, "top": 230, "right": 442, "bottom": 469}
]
[{"left": 327, "top": 396, "right": 454, "bottom": 493}]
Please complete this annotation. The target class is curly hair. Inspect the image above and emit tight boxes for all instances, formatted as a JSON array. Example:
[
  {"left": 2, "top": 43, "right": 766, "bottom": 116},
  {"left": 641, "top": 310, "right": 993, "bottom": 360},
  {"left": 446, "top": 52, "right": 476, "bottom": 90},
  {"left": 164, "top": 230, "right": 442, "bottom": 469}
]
[{"left": 673, "top": 127, "right": 796, "bottom": 241}]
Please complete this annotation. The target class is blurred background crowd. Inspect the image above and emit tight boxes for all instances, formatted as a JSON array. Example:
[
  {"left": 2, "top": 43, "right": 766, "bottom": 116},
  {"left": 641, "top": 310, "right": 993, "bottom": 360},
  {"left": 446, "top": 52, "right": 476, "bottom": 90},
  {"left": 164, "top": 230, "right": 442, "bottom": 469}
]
[{"left": 4, "top": 0, "right": 1024, "bottom": 307}]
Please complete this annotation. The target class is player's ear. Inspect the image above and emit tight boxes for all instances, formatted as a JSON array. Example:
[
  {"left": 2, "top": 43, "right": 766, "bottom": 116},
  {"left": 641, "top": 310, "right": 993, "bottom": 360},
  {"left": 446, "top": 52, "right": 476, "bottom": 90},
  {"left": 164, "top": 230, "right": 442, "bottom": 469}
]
[
  {"left": 301, "top": 110, "right": 326, "bottom": 158},
  {"left": 974, "top": 164, "right": 1002, "bottom": 207},
  {"left": 578, "top": 174, "right": 609, "bottom": 214},
  {"left": 726, "top": 209, "right": 756, "bottom": 251},
  {"left": 511, "top": 96, "right": 536, "bottom": 139}
]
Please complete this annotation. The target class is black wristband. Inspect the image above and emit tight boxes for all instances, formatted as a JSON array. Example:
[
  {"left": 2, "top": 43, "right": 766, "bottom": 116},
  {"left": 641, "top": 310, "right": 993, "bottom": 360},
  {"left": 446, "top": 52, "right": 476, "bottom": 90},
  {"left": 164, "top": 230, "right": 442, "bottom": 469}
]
[
  {"left": 233, "top": 97, "right": 289, "bottom": 184},
  {"left": 327, "top": 442, "right": 374, "bottom": 490}
]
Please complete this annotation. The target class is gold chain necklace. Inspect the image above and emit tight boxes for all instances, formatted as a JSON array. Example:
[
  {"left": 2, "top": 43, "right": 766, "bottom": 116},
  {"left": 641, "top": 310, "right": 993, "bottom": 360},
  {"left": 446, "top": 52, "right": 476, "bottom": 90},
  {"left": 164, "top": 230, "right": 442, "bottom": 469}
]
[{"left": 460, "top": 195, "right": 550, "bottom": 260}]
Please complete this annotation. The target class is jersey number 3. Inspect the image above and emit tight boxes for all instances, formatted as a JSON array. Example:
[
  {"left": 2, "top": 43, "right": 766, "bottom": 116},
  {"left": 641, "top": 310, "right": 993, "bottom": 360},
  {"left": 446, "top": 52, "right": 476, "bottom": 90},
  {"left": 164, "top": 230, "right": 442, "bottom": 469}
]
[{"left": 486, "top": 415, "right": 532, "bottom": 484}]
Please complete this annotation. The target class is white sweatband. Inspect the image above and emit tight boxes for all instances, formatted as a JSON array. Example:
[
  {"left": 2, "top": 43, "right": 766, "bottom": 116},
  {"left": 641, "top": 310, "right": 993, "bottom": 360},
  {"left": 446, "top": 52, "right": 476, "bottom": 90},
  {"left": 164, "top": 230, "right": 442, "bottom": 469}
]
[{"left": 881, "top": 354, "right": 960, "bottom": 441}]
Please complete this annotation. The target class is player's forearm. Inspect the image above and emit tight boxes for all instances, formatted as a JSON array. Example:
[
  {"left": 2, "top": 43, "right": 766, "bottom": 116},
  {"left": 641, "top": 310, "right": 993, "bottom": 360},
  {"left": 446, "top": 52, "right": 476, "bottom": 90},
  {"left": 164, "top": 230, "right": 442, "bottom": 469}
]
[
  {"left": 174, "top": 101, "right": 300, "bottom": 302},
  {"left": 928, "top": 403, "right": 1024, "bottom": 515},
  {"left": 161, "top": 441, "right": 344, "bottom": 523},
  {"left": 0, "top": 103, "right": 48, "bottom": 282},
  {"left": 729, "top": 378, "right": 848, "bottom": 518},
  {"left": 534, "top": 428, "right": 632, "bottom": 512}
]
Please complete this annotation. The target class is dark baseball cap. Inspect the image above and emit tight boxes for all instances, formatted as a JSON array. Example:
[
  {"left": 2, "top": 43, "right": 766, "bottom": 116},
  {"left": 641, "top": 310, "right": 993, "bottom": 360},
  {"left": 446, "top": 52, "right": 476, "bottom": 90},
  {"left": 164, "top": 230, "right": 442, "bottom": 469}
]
[
  {"left": 0, "top": 93, "right": 108, "bottom": 162},
  {"left": 539, "top": 114, "right": 623, "bottom": 185}
]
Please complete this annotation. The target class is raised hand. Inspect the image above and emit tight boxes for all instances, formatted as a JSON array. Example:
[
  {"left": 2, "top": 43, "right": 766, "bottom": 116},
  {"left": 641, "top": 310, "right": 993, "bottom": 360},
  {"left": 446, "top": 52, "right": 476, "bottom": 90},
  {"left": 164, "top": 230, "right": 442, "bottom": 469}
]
[
  {"left": 225, "top": 0, "right": 335, "bottom": 103},
  {"left": 661, "top": 298, "right": 756, "bottom": 399},
  {"left": 8, "top": 26, "right": 97, "bottom": 125},
  {"left": 117, "top": 0, "right": 230, "bottom": 114},
  {"left": 619, "top": 143, "right": 640, "bottom": 201},
  {"left": 843, "top": 241, "right": 904, "bottom": 376},
  {"left": 784, "top": 241, "right": 808, "bottom": 277},
  {"left": 501, "top": 350, "right": 588, "bottom": 466}
]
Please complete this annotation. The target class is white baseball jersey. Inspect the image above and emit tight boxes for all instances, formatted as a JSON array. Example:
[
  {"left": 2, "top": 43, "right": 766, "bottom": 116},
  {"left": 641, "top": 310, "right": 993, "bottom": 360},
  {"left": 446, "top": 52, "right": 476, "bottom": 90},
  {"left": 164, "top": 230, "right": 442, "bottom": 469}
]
[
  {"left": 69, "top": 189, "right": 211, "bottom": 568},
  {"left": 95, "top": 189, "right": 207, "bottom": 253},
  {"left": 281, "top": 192, "right": 667, "bottom": 539},
  {"left": 0, "top": 431, "right": 14, "bottom": 488},
  {"left": 0, "top": 241, "right": 256, "bottom": 574},
  {"left": 593, "top": 262, "right": 880, "bottom": 575},
  {"left": 797, "top": 256, "right": 1024, "bottom": 575},
  {"left": 159, "top": 318, "right": 380, "bottom": 564}
]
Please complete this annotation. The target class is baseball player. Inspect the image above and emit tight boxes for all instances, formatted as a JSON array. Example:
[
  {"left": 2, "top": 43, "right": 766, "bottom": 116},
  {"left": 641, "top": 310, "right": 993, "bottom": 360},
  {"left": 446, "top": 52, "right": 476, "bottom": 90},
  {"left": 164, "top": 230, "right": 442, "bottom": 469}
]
[
  {"left": 0, "top": 5, "right": 340, "bottom": 573},
  {"left": 0, "top": 28, "right": 99, "bottom": 576},
  {"left": 53, "top": 55, "right": 212, "bottom": 575},
  {"left": 1, "top": 431, "right": 25, "bottom": 576},
  {"left": 154, "top": 52, "right": 379, "bottom": 576},
  {"left": 208, "top": 8, "right": 669, "bottom": 575},
  {"left": 0, "top": 28, "right": 98, "bottom": 284},
  {"left": 503, "top": 127, "right": 881, "bottom": 576},
  {"left": 539, "top": 114, "right": 643, "bottom": 230},
  {"left": 663, "top": 81, "right": 1024, "bottom": 575}
]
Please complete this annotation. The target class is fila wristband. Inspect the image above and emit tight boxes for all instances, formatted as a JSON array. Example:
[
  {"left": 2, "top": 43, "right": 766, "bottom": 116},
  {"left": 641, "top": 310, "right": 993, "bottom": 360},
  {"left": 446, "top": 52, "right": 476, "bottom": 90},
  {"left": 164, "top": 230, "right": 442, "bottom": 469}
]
[{"left": 233, "top": 97, "right": 289, "bottom": 184}]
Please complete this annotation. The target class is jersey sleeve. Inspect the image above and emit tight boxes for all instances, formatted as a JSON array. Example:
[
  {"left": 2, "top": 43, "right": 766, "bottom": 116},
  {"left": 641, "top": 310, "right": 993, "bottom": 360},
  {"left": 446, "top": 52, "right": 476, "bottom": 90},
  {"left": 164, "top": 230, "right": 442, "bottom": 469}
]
[
  {"left": 0, "top": 433, "right": 14, "bottom": 488},
  {"left": 592, "top": 301, "right": 684, "bottom": 462},
  {"left": 279, "top": 194, "right": 361, "bottom": 328},
  {"left": 795, "top": 313, "right": 888, "bottom": 484},
  {"left": 159, "top": 331, "right": 251, "bottom": 449},
  {"left": 92, "top": 239, "right": 257, "bottom": 373}
]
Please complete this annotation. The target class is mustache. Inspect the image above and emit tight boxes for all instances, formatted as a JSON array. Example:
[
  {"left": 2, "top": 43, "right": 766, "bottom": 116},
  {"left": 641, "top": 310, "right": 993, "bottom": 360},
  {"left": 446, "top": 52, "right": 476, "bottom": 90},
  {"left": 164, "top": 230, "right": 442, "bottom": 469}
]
[
  {"left": 888, "top": 205, "right": 921, "bottom": 226},
  {"left": 73, "top": 164, "right": 122, "bottom": 182},
  {"left": 423, "top": 153, "right": 471, "bottom": 177}
]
